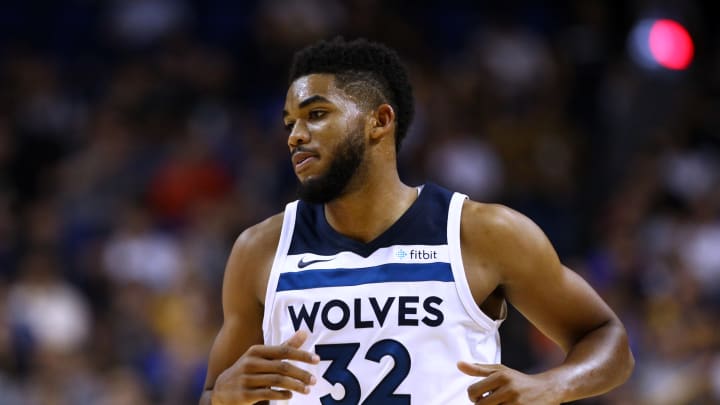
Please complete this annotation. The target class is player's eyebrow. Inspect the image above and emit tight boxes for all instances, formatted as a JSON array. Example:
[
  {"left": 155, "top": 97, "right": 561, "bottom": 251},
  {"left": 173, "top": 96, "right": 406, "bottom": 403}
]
[{"left": 283, "top": 95, "right": 332, "bottom": 117}]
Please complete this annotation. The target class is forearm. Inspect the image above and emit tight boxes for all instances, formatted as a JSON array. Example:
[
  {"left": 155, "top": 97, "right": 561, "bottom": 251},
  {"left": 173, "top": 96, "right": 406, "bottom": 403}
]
[{"left": 539, "top": 319, "right": 634, "bottom": 402}]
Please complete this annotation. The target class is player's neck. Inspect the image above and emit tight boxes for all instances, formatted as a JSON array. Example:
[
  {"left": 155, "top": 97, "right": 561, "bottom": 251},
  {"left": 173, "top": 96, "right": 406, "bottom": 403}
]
[{"left": 323, "top": 170, "right": 416, "bottom": 244}]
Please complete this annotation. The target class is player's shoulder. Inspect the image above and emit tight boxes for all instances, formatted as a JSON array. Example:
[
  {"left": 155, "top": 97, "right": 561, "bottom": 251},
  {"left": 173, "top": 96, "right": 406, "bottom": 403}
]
[
  {"left": 460, "top": 199, "right": 552, "bottom": 259},
  {"left": 461, "top": 200, "right": 534, "bottom": 234},
  {"left": 233, "top": 212, "right": 284, "bottom": 255},
  {"left": 223, "top": 212, "right": 285, "bottom": 304}
]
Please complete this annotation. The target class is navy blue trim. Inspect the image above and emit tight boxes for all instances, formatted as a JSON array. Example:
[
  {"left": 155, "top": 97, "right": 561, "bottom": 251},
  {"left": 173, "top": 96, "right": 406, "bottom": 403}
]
[
  {"left": 276, "top": 262, "right": 454, "bottom": 291},
  {"left": 288, "top": 183, "right": 454, "bottom": 257}
]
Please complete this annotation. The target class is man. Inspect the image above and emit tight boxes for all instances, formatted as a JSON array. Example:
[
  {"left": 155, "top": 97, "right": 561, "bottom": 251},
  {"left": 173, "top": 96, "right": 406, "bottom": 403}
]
[{"left": 200, "top": 38, "right": 634, "bottom": 405}]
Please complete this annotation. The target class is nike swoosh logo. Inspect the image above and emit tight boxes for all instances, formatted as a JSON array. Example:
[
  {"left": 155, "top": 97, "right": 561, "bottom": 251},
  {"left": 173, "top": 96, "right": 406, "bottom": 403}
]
[{"left": 297, "top": 256, "right": 335, "bottom": 268}]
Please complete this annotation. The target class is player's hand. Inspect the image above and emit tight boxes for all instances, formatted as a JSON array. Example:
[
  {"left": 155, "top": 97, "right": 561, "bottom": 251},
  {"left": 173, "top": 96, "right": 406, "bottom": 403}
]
[
  {"left": 457, "top": 361, "right": 561, "bottom": 405},
  {"left": 211, "top": 330, "right": 320, "bottom": 405}
]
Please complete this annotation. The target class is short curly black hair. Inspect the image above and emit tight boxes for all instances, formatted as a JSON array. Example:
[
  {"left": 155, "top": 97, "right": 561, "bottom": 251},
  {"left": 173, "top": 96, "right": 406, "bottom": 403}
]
[{"left": 288, "top": 37, "right": 415, "bottom": 154}]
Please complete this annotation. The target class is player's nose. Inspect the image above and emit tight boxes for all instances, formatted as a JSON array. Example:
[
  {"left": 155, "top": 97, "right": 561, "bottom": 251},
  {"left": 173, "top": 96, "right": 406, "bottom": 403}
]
[{"left": 288, "top": 121, "right": 311, "bottom": 149}]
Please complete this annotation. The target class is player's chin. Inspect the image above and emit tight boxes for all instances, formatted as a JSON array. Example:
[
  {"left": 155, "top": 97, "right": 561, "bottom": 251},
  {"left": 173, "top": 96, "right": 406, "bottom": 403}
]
[
  {"left": 297, "top": 171, "right": 325, "bottom": 184},
  {"left": 296, "top": 174, "right": 312, "bottom": 185}
]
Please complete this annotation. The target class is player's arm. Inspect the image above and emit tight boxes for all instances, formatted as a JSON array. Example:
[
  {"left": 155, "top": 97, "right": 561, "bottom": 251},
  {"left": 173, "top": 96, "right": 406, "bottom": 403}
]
[
  {"left": 199, "top": 215, "right": 319, "bottom": 405},
  {"left": 458, "top": 202, "right": 634, "bottom": 404}
]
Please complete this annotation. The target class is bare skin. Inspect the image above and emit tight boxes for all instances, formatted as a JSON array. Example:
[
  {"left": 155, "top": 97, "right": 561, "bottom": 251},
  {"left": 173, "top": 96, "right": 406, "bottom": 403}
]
[{"left": 199, "top": 73, "right": 634, "bottom": 405}]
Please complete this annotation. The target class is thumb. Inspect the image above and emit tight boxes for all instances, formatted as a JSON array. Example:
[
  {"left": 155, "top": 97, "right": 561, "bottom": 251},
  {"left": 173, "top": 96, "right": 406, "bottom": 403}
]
[
  {"left": 457, "top": 361, "right": 504, "bottom": 377},
  {"left": 284, "top": 329, "right": 310, "bottom": 349}
]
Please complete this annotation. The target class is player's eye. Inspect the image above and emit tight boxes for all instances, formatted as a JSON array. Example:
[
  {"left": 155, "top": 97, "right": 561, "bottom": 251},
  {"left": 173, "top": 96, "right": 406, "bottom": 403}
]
[
  {"left": 308, "top": 110, "right": 327, "bottom": 120},
  {"left": 284, "top": 121, "right": 295, "bottom": 132}
]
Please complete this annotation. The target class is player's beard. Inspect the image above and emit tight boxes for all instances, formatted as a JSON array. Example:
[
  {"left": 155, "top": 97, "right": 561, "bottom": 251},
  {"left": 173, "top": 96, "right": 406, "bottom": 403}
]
[{"left": 297, "top": 127, "right": 366, "bottom": 204}]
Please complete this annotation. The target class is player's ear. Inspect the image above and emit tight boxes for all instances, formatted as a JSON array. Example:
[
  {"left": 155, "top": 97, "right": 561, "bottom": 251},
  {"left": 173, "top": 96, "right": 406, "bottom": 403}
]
[{"left": 368, "top": 103, "right": 395, "bottom": 141}]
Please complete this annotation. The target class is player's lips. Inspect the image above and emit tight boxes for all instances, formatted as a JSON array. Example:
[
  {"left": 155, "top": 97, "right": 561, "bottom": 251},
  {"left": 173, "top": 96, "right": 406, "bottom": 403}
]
[{"left": 292, "top": 150, "right": 318, "bottom": 172}]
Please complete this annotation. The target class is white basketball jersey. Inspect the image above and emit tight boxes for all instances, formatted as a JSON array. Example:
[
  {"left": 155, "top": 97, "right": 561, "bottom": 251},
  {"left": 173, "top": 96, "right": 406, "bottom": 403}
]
[{"left": 263, "top": 183, "right": 503, "bottom": 404}]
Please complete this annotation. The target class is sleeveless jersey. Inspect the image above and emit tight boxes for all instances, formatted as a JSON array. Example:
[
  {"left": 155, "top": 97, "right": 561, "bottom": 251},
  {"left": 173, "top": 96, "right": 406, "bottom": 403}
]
[{"left": 263, "top": 183, "right": 503, "bottom": 404}]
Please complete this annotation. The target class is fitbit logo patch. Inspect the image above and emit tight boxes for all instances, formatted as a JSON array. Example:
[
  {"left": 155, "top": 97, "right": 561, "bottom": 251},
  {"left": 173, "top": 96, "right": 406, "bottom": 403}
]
[
  {"left": 409, "top": 249, "right": 438, "bottom": 260},
  {"left": 394, "top": 248, "right": 438, "bottom": 261}
]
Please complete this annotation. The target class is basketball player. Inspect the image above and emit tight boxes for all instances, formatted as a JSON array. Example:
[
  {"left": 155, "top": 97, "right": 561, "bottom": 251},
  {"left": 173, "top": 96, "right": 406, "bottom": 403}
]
[{"left": 199, "top": 38, "right": 634, "bottom": 405}]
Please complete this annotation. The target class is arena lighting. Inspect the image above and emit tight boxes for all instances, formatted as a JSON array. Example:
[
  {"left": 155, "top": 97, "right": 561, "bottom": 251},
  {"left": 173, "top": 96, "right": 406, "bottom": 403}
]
[{"left": 628, "top": 18, "right": 694, "bottom": 71}]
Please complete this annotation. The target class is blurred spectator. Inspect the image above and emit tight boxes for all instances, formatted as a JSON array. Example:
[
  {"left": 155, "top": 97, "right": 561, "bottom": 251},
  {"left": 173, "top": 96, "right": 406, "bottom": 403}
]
[
  {"left": 147, "top": 134, "right": 233, "bottom": 225},
  {"left": 107, "top": 0, "right": 190, "bottom": 48},
  {"left": 102, "top": 203, "right": 183, "bottom": 291},
  {"left": 426, "top": 131, "right": 504, "bottom": 200},
  {"left": 7, "top": 249, "right": 90, "bottom": 354}
]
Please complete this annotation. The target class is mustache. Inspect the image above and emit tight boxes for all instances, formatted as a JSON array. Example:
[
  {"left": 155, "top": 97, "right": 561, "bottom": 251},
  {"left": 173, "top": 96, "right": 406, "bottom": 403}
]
[{"left": 291, "top": 145, "right": 314, "bottom": 156}]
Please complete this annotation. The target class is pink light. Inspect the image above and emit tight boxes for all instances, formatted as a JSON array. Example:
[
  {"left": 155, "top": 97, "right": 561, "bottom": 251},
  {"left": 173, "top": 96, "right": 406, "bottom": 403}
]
[{"left": 649, "top": 19, "right": 694, "bottom": 70}]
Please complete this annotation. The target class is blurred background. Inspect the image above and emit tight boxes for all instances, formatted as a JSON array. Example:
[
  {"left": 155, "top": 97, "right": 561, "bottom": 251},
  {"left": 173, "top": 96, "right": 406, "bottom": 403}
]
[{"left": 0, "top": 0, "right": 718, "bottom": 404}]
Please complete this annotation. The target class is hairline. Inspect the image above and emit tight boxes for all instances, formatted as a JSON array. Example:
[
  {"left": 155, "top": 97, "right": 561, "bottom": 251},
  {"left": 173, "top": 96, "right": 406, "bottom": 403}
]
[{"left": 291, "top": 71, "right": 390, "bottom": 110}]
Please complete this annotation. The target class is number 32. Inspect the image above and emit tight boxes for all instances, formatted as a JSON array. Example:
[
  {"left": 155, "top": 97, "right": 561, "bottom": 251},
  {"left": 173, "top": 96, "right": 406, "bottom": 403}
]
[{"left": 315, "top": 339, "right": 411, "bottom": 405}]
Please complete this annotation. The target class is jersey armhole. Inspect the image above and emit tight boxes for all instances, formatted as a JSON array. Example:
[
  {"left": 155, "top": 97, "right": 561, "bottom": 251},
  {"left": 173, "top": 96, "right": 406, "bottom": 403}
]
[
  {"left": 447, "top": 193, "right": 505, "bottom": 331},
  {"left": 262, "top": 200, "right": 298, "bottom": 342}
]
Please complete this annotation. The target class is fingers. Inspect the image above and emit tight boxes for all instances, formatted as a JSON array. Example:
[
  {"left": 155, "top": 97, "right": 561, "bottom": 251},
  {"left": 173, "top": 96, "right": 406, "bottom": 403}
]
[
  {"left": 245, "top": 358, "right": 317, "bottom": 387},
  {"left": 281, "top": 330, "right": 320, "bottom": 363},
  {"left": 458, "top": 362, "right": 511, "bottom": 404},
  {"left": 466, "top": 372, "right": 503, "bottom": 401},
  {"left": 457, "top": 361, "right": 504, "bottom": 377},
  {"left": 213, "top": 332, "right": 320, "bottom": 404},
  {"left": 472, "top": 385, "right": 517, "bottom": 405},
  {"left": 243, "top": 373, "right": 314, "bottom": 394},
  {"left": 284, "top": 329, "right": 310, "bottom": 349},
  {"left": 239, "top": 332, "right": 319, "bottom": 393},
  {"left": 213, "top": 387, "right": 294, "bottom": 403},
  {"left": 248, "top": 336, "right": 320, "bottom": 364}
]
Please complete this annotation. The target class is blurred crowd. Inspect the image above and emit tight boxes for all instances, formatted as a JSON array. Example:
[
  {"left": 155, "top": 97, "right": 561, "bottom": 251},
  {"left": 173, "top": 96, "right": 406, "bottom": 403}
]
[{"left": 0, "top": 1, "right": 719, "bottom": 404}]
